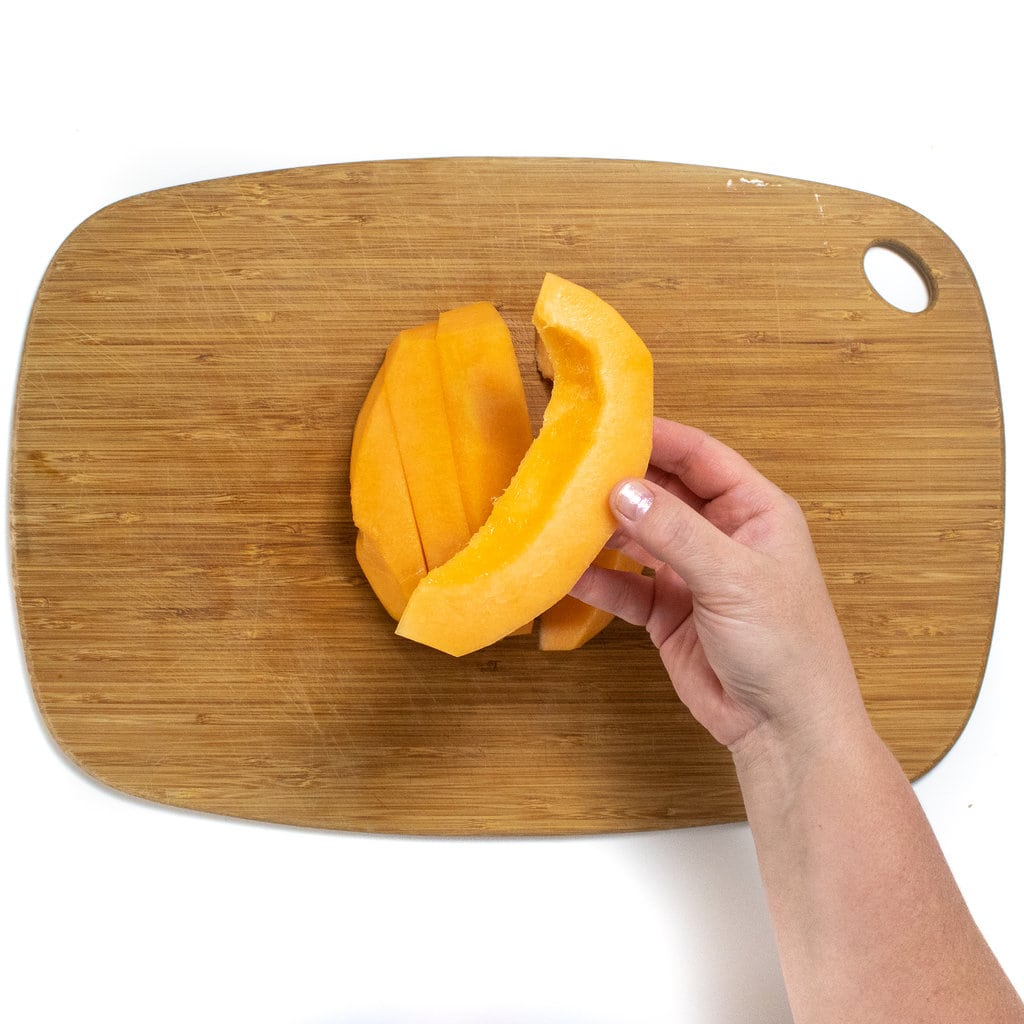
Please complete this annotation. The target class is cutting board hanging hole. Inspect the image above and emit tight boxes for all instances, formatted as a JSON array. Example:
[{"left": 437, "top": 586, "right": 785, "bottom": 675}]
[{"left": 863, "top": 243, "right": 933, "bottom": 313}]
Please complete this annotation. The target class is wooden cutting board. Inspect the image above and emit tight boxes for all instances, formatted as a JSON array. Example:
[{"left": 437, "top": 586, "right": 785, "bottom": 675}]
[{"left": 11, "top": 158, "right": 1003, "bottom": 835}]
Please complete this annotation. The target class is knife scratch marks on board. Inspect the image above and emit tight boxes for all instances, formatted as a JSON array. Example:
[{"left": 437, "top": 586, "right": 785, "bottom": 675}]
[
  {"left": 352, "top": 214, "right": 374, "bottom": 289},
  {"left": 41, "top": 318, "right": 145, "bottom": 378},
  {"left": 511, "top": 196, "right": 530, "bottom": 254},
  {"left": 813, "top": 192, "right": 833, "bottom": 256},
  {"left": 273, "top": 203, "right": 336, "bottom": 300},
  {"left": 246, "top": 521, "right": 270, "bottom": 655},
  {"left": 177, "top": 194, "right": 268, "bottom": 348},
  {"left": 278, "top": 675, "right": 329, "bottom": 740},
  {"left": 770, "top": 234, "right": 785, "bottom": 349},
  {"left": 260, "top": 671, "right": 361, "bottom": 787}
]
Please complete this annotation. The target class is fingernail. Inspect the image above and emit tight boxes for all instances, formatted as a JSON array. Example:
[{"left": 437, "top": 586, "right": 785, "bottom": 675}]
[{"left": 613, "top": 480, "right": 654, "bottom": 521}]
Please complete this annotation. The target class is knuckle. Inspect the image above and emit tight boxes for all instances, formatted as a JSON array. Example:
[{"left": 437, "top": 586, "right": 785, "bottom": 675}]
[
  {"left": 646, "top": 501, "right": 700, "bottom": 561},
  {"left": 780, "top": 492, "right": 805, "bottom": 519}
]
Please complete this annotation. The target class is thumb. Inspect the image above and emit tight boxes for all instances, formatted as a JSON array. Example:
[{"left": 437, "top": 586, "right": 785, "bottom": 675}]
[{"left": 610, "top": 478, "right": 738, "bottom": 598}]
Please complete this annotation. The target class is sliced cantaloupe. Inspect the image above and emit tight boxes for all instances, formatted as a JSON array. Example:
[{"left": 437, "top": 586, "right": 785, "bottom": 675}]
[
  {"left": 354, "top": 531, "right": 415, "bottom": 621},
  {"left": 396, "top": 273, "right": 654, "bottom": 656},
  {"left": 539, "top": 547, "right": 644, "bottom": 651},
  {"left": 531, "top": 299, "right": 645, "bottom": 651},
  {"left": 435, "top": 302, "right": 534, "bottom": 528},
  {"left": 349, "top": 362, "right": 427, "bottom": 619},
  {"left": 351, "top": 303, "right": 536, "bottom": 626},
  {"left": 436, "top": 300, "right": 536, "bottom": 636},
  {"left": 384, "top": 320, "right": 473, "bottom": 569}
]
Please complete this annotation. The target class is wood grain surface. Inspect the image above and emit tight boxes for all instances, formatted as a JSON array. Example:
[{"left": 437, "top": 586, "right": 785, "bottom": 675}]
[{"left": 10, "top": 158, "right": 1003, "bottom": 835}]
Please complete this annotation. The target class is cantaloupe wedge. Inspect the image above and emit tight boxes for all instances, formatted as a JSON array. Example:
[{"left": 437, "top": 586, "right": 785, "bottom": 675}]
[
  {"left": 532, "top": 303, "right": 645, "bottom": 651},
  {"left": 349, "top": 362, "right": 427, "bottom": 619},
  {"left": 435, "top": 302, "right": 534, "bottom": 528},
  {"left": 436, "top": 301, "right": 536, "bottom": 636},
  {"left": 539, "top": 547, "right": 644, "bottom": 651},
  {"left": 352, "top": 303, "right": 536, "bottom": 626},
  {"left": 396, "top": 274, "right": 654, "bottom": 656},
  {"left": 384, "top": 320, "right": 472, "bottom": 569}
]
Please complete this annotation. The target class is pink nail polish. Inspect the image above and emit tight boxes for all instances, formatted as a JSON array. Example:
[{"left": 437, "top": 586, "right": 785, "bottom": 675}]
[{"left": 614, "top": 480, "right": 654, "bottom": 521}]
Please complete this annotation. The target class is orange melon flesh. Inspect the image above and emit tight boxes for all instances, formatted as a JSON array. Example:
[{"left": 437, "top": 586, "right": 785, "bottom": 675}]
[
  {"left": 435, "top": 302, "right": 534, "bottom": 528},
  {"left": 539, "top": 547, "right": 644, "bottom": 650},
  {"left": 354, "top": 531, "right": 415, "bottom": 621},
  {"left": 532, "top": 301, "right": 642, "bottom": 650},
  {"left": 396, "top": 274, "right": 654, "bottom": 656},
  {"left": 350, "top": 305, "right": 535, "bottom": 628},
  {"left": 384, "top": 320, "right": 472, "bottom": 569},
  {"left": 349, "top": 362, "right": 426, "bottom": 619},
  {"left": 436, "top": 300, "right": 536, "bottom": 637}
]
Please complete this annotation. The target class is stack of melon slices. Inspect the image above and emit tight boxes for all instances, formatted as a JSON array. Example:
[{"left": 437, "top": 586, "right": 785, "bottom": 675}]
[{"left": 350, "top": 274, "right": 653, "bottom": 657}]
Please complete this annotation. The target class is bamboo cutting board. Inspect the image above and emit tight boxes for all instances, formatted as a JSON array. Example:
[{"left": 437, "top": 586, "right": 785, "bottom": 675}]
[{"left": 11, "top": 158, "right": 1002, "bottom": 835}]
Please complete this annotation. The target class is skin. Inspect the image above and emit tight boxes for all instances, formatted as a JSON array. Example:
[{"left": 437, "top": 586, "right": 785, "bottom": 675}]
[{"left": 572, "top": 417, "right": 1024, "bottom": 1024}]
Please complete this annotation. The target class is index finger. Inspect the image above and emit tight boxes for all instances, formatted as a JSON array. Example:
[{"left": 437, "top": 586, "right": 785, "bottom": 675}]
[{"left": 651, "top": 418, "right": 771, "bottom": 501}]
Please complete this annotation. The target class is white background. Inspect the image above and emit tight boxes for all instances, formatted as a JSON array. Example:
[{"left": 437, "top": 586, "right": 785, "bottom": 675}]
[{"left": 3, "top": 2, "right": 1021, "bottom": 1021}]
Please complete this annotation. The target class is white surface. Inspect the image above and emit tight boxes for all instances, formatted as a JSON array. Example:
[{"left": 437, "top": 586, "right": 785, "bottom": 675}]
[{"left": 3, "top": 3, "right": 1021, "bottom": 1021}]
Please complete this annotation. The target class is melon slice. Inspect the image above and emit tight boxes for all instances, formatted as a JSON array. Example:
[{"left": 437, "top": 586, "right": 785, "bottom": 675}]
[
  {"left": 435, "top": 301, "right": 534, "bottom": 528},
  {"left": 539, "top": 547, "right": 644, "bottom": 651},
  {"left": 436, "top": 301, "right": 536, "bottom": 636},
  {"left": 349, "top": 362, "right": 427, "bottom": 619},
  {"left": 396, "top": 274, "right": 654, "bottom": 656},
  {"left": 384, "top": 320, "right": 472, "bottom": 569},
  {"left": 532, "top": 303, "right": 645, "bottom": 651},
  {"left": 351, "top": 304, "right": 535, "bottom": 626}
]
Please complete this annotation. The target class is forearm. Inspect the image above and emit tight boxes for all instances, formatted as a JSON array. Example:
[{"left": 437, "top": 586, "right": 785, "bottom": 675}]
[
  {"left": 732, "top": 708, "right": 1024, "bottom": 1024},
  {"left": 590, "top": 425, "right": 1022, "bottom": 1017}
]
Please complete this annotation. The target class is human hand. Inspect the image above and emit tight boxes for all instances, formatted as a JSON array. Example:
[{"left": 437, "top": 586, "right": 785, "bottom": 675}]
[{"left": 570, "top": 418, "right": 867, "bottom": 753}]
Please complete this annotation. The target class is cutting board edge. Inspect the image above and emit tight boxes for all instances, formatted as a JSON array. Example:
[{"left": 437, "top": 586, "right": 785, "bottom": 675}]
[{"left": 37, "top": 153, "right": 975, "bottom": 256}]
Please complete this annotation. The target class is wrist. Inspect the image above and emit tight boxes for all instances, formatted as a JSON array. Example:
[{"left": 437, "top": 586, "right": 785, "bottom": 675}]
[{"left": 729, "top": 697, "right": 875, "bottom": 790}]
